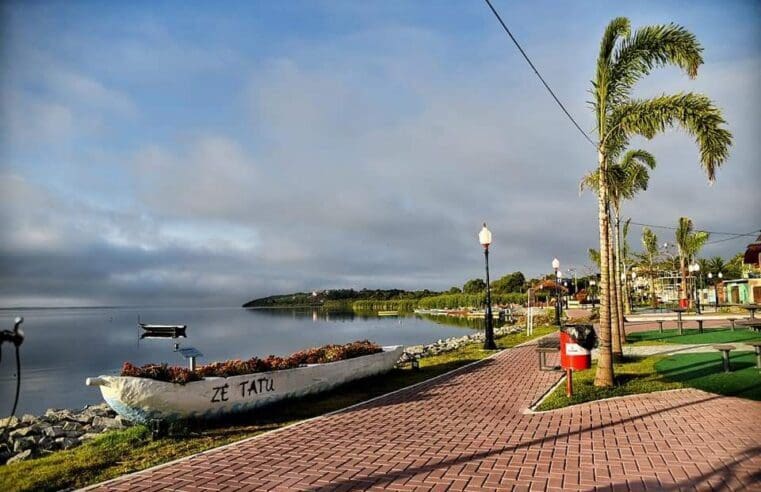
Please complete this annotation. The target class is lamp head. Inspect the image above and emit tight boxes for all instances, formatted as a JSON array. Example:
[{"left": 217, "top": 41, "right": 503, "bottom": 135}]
[
  {"left": 708, "top": 272, "right": 713, "bottom": 279},
  {"left": 478, "top": 223, "right": 492, "bottom": 248},
  {"left": 556, "top": 270, "right": 562, "bottom": 279},
  {"left": 552, "top": 258, "right": 560, "bottom": 270},
  {"left": 718, "top": 272, "right": 723, "bottom": 279}
]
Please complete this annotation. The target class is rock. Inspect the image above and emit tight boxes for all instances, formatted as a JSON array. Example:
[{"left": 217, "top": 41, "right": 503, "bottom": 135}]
[
  {"left": 37, "top": 436, "right": 55, "bottom": 450},
  {"left": 20, "top": 414, "right": 36, "bottom": 425},
  {"left": 62, "top": 421, "right": 81, "bottom": 432},
  {"left": 114, "top": 415, "right": 133, "bottom": 427},
  {"left": 9, "top": 426, "right": 36, "bottom": 439},
  {"left": 54, "top": 437, "right": 79, "bottom": 450},
  {"left": 65, "top": 430, "right": 84, "bottom": 438},
  {"left": 92, "top": 416, "right": 123, "bottom": 430},
  {"left": 43, "top": 426, "right": 66, "bottom": 438},
  {"left": 6, "top": 448, "right": 32, "bottom": 464},
  {"left": 13, "top": 437, "right": 35, "bottom": 453},
  {"left": 79, "top": 432, "right": 100, "bottom": 441},
  {"left": 0, "top": 416, "right": 19, "bottom": 430}
]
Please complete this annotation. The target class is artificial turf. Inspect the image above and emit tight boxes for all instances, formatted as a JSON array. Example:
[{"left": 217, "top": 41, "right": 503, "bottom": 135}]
[
  {"left": 627, "top": 328, "right": 761, "bottom": 346},
  {"left": 654, "top": 351, "right": 761, "bottom": 400}
]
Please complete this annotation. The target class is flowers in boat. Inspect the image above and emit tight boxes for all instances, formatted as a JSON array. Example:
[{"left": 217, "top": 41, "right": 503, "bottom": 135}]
[{"left": 120, "top": 340, "right": 383, "bottom": 384}]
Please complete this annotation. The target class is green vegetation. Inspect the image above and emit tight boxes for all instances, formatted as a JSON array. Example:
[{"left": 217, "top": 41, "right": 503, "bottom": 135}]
[
  {"left": 462, "top": 278, "right": 486, "bottom": 294},
  {"left": 0, "top": 325, "right": 555, "bottom": 492},
  {"left": 654, "top": 352, "right": 761, "bottom": 400},
  {"left": 416, "top": 292, "right": 526, "bottom": 309},
  {"left": 352, "top": 299, "right": 417, "bottom": 312},
  {"left": 536, "top": 351, "right": 760, "bottom": 412},
  {"left": 627, "top": 328, "right": 761, "bottom": 346},
  {"left": 536, "top": 356, "right": 681, "bottom": 411},
  {"left": 243, "top": 288, "right": 438, "bottom": 308}
]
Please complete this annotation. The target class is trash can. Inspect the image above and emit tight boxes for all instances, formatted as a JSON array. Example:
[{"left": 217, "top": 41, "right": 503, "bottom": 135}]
[
  {"left": 559, "top": 324, "right": 597, "bottom": 371},
  {"left": 679, "top": 298, "right": 689, "bottom": 309}
]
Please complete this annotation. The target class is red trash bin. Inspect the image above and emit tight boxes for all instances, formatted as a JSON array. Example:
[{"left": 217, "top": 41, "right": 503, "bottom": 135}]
[
  {"left": 679, "top": 298, "right": 689, "bottom": 308},
  {"left": 559, "top": 328, "right": 593, "bottom": 371}
]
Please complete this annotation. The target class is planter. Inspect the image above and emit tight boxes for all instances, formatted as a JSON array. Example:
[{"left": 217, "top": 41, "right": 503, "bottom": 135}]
[{"left": 86, "top": 346, "right": 403, "bottom": 423}]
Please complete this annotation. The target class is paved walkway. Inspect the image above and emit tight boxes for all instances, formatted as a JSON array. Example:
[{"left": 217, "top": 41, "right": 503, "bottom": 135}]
[{"left": 92, "top": 346, "right": 761, "bottom": 491}]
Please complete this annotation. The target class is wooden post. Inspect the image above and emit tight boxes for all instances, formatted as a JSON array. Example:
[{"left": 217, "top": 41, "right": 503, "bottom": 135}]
[{"left": 566, "top": 369, "right": 573, "bottom": 397}]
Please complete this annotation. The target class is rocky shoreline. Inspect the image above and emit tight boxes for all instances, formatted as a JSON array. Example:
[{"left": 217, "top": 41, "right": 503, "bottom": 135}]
[
  {"left": 0, "top": 404, "right": 131, "bottom": 465},
  {"left": 1, "top": 323, "right": 525, "bottom": 465},
  {"left": 399, "top": 323, "right": 524, "bottom": 363}
]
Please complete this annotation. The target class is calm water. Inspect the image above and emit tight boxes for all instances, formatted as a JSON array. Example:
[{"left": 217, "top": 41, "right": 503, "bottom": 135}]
[{"left": 0, "top": 307, "right": 479, "bottom": 416}]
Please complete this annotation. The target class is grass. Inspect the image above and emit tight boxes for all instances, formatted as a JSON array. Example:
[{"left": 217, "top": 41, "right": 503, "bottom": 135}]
[
  {"left": 535, "top": 350, "right": 761, "bottom": 412},
  {"left": 654, "top": 351, "right": 761, "bottom": 400},
  {"left": 535, "top": 356, "right": 681, "bottom": 411},
  {"left": 0, "top": 324, "right": 557, "bottom": 492},
  {"left": 627, "top": 328, "right": 761, "bottom": 346}
]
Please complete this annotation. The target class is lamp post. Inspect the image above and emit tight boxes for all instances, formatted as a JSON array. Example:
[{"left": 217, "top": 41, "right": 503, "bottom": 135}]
[
  {"left": 479, "top": 223, "right": 497, "bottom": 350},
  {"left": 552, "top": 258, "right": 561, "bottom": 325},
  {"left": 630, "top": 271, "right": 637, "bottom": 310},
  {"left": 689, "top": 262, "right": 701, "bottom": 314},
  {"left": 589, "top": 279, "right": 596, "bottom": 305}
]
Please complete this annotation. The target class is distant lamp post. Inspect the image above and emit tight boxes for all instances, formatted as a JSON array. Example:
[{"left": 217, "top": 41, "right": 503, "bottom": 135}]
[
  {"left": 689, "top": 262, "right": 702, "bottom": 314},
  {"left": 552, "top": 258, "right": 561, "bottom": 324},
  {"left": 630, "top": 271, "right": 637, "bottom": 309},
  {"left": 589, "top": 279, "right": 596, "bottom": 305},
  {"left": 479, "top": 223, "right": 496, "bottom": 350}
]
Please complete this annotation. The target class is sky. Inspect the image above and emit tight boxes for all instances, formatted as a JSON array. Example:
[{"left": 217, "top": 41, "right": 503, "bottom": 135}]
[{"left": 0, "top": 1, "right": 759, "bottom": 307}]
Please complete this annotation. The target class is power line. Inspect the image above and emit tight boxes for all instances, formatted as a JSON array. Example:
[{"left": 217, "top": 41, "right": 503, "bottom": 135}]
[
  {"left": 482, "top": 0, "right": 597, "bottom": 149},
  {"left": 628, "top": 220, "right": 759, "bottom": 237}
]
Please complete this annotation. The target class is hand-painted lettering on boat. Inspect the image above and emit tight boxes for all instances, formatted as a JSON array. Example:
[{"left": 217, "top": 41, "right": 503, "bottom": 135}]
[
  {"left": 238, "top": 377, "right": 275, "bottom": 397},
  {"left": 211, "top": 384, "right": 229, "bottom": 402}
]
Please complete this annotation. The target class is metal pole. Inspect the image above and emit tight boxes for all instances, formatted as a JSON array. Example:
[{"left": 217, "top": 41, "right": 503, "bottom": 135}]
[
  {"left": 554, "top": 269, "right": 560, "bottom": 325},
  {"left": 484, "top": 247, "right": 496, "bottom": 350}
]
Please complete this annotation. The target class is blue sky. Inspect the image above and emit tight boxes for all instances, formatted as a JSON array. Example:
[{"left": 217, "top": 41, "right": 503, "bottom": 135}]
[{"left": 1, "top": 1, "right": 759, "bottom": 306}]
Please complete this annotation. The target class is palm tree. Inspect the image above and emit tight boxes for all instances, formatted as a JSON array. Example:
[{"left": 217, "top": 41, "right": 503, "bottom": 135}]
[
  {"left": 675, "top": 217, "right": 710, "bottom": 306},
  {"left": 590, "top": 18, "right": 732, "bottom": 387},
  {"left": 641, "top": 227, "right": 659, "bottom": 307},
  {"left": 582, "top": 150, "right": 656, "bottom": 356},
  {"left": 707, "top": 256, "right": 726, "bottom": 276}
]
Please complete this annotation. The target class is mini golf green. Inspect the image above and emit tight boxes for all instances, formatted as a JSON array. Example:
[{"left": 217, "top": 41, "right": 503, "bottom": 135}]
[
  {"left": 628, "top": 328, "right": 761, "bottom": 346},
  {"left": 654, "top": 351, "right": 761, "bottom": 401}
]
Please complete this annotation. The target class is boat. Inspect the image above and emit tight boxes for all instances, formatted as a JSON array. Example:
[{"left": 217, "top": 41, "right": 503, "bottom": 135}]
[
  {"left": 139, "top": 323, "right": 186, "bottom": 338},
  {"left": 377, "top": 311, "right": 398, "bottom": 316},
  {"left": 86, "top": 345, "right": 404, "bottom": 423}
]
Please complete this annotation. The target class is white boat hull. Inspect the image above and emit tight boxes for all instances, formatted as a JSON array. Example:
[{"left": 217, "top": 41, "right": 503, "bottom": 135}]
[{"left": 86, "top": 346, "right": 403, "bottom": 423}]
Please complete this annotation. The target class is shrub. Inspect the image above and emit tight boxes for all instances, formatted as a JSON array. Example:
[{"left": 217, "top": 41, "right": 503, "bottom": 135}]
[{"left": 120, "top": 340, "right": 383, "bottom": 383}]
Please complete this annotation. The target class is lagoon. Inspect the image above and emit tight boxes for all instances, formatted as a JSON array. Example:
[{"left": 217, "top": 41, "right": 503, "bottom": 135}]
[{"left": 0, "top": 307, "right": 480, "bottom": 416}]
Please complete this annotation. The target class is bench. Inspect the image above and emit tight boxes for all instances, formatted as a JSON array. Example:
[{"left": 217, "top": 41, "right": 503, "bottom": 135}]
[
  {"left": 712, "top": 344, "right": 736, "bottom": 373},
  {"left": 696, "top": 319, "right": 704, "bottom": 334},
  {"left": 536, "top": 338, "right": 560, "bottom": 371},
  {"left": 656, "top": 320, "right": 664, "bottom": 333},
  {"left": 749, "top": 342, "right": 761, "bottom": 370},
  {"left": 727, "top": 318, "right": 737, "bottom": 331}
]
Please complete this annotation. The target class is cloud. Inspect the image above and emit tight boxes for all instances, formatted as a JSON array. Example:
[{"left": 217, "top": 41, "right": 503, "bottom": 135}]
[{"left": 0, "top": 3, "right": 758, "bottom": 307}]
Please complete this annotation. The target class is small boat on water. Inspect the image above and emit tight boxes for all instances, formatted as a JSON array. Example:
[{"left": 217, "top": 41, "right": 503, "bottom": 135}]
[
  {"left": 86, "top": 345, "right": 403, "bottom": 423},
  {"left": 377, "top": 311, "right": 398, "bottom": 316},
  {"left": 140, "top": 323, "right": 186, "bottom": 338}
]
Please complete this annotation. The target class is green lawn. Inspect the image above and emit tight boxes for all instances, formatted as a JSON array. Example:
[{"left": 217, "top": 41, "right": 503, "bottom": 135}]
[
  {"left": 0, "top": 324, "right": 556, "bottom": 492},
  {"left": 627, "top": 328, "right": 761, "bottom": 346},
  {"left": 536, "top": 350, "right": 761, "bottom": 412},
  {"left": 654, "top": 351, "right": 761, "bottom": 400}
]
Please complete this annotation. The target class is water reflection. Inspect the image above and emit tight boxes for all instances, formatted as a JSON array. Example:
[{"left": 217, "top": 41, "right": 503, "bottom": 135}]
[{"left": 0, "top": 307, "right": 477, "bottom": 415}]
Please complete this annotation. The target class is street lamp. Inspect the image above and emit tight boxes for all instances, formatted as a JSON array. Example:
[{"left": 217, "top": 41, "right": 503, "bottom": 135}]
[
  {"left": 552, "top": 258, "right": 561, "bottom": 325},
  {"left": 479, "top": 223, "right": 496, "bottom": 350},
  {"left": 689, "top": 262, "right": 702, "bottom": 314},
  {"left": 631, "top": 271, "right": 637, "bottom": 309}
]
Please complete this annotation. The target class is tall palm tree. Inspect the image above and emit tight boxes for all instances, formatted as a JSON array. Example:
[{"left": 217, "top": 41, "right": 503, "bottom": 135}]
[
  {"left": 675, "top": 217, "right": 710, "bottom": 305},
  {"left": 642, "top": 227, "right": 659, "bottom": 307},
  {"left": 590, "top": 18, "right": 732, "bottom": 387},
  {"left": 582, "top": 150, "right": 656, "bottom": 356}
]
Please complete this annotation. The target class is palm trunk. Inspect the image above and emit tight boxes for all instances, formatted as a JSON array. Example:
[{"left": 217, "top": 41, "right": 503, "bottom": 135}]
[
  {"left": 594, "top": 150, "right": 614, "bottom": 387},
  {"left": 609, "top": 219, "right": 623, "bottom": 358},
  {"left": 613, "top": 214, "right": 626, "bottom": 347}
]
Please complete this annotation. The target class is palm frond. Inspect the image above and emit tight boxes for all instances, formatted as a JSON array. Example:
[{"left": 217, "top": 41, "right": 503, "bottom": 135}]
[
  {"left": 606, "top": 93, "right": 732, "bottom": 181},
  {"left": 609, "top": 23, "right": 703, "bottom": 104}
]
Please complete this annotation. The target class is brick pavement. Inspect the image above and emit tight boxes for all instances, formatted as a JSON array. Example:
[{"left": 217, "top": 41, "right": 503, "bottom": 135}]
[{"left": 91, "top": 345, "right": 761, "bottom": 491}]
